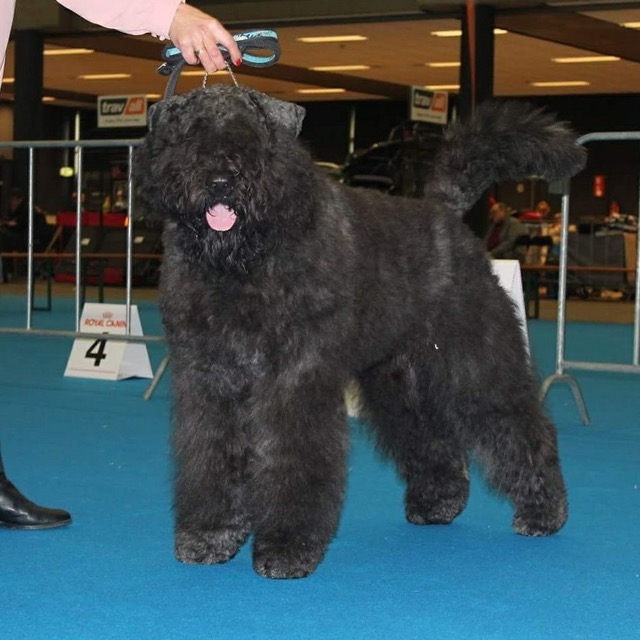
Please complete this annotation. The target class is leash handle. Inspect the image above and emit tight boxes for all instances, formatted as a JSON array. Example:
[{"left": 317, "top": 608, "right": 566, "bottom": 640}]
[
  {"left": 220, "top": 29, "right": 280, "bottom": 67},
  {"left": 158, "top": 29, "right": 280, "bottom": 75},
  {"left": 157, "top": 29, "right": 280, "bottom": 100}
]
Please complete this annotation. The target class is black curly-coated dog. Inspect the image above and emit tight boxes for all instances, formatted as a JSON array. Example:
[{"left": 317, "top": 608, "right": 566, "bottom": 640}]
[{"left": 135, "top": 85, "right": 585, "bottom": 579}]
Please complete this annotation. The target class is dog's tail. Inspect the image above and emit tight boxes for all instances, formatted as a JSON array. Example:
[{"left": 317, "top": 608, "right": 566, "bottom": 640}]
[{"left": 426, "top": 101, "right": 587, "bottom": 212}]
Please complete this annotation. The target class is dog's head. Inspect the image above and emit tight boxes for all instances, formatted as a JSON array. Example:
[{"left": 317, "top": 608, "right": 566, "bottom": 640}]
[{"left": 135, "top": 85, "right": 310, "bottom": 272}]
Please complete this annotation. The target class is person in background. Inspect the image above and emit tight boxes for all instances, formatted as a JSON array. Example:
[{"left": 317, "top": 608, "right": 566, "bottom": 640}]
[
  {"left": 516, "top": 200, "right": 557, "bottom": 264},
  {"left": 485, "top": 201, "right": 529, "bottom": 261},
  {"left": 0, "top": 188, "right": 51, "bottom": 281},
  {"left": 0, "top": 1, "right": 241, "bottom": 529},
  {"left": 519, "top": 199, "right": 552, "bottom": 222}
]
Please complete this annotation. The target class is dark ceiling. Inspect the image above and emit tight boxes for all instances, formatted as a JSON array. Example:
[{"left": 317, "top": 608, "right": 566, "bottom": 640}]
[{"left": 4, "top": 1, "right": 640, "bottom": 106}]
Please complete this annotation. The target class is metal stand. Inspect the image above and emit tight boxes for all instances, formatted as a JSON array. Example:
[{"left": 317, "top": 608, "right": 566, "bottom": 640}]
[
  {"left": 542, "top": 131, "right": 640, "bottom": 425},
  {"left": 540, "top": 372, "right": 590, "bottom": 425},
  {"left": 144, "top": 354, "right": 171, "bottom": 401}
]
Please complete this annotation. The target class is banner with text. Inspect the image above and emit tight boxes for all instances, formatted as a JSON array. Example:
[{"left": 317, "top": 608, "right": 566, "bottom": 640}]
[
  {"left": 97, "top": 95, "right": 148, "bottom": 128},
  {"left": 409, "top": 87, "right": 449, "bottom": 125}
]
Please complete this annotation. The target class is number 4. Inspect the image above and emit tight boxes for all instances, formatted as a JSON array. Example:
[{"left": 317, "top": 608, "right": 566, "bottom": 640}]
[{"left": 85, "top": 339, "right": 108, "bottom": 367}]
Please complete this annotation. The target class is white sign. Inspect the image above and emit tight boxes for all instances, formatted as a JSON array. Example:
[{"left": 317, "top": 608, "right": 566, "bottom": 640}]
[
  {"left": 97, "top": 95, "right": 148, "bottom": 128},
  {"left": 491, "top": 259, "right": 530, "bottom": 351},
  {"left": 64, "top": 303, "right": 153, "bottom": 380},
  {"left": 410, "top": 87, "right": 449, "bottom": 125}
]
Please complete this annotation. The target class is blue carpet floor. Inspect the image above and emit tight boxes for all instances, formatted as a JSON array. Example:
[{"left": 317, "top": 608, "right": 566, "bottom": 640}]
[{"left": 1, "top": 294, "right": 639, "bottom": 639}]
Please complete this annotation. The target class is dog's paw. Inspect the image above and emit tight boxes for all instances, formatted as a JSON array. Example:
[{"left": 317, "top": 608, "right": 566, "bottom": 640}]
[
  {"left": 175, "top": 527, "right": 248, "bottom": 565},
  {"left": 406, "top": 497, "right": 466, "bottom": 525},
  {"left": 513, "top": 502, "right": 568, "bottom": 537},
  {"left": 252, "top": 533, "right": 325, "bottom": 579},
  {"left": 405, "top": 486, "right": 468, "bottom": 525}
]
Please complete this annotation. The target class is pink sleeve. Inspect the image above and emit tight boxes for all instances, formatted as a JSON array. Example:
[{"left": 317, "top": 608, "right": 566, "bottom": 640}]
[
  {"left": 0, "top": 1, "right": 17, "bottom": 87},
  {"left": 56, "top": 0, "right": 184, "bottom": 39}
]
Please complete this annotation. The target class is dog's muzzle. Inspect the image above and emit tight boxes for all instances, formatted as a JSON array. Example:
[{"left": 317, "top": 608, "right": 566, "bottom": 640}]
[{"left": 205, "top": 175, "right": 238, "bottom": 232}]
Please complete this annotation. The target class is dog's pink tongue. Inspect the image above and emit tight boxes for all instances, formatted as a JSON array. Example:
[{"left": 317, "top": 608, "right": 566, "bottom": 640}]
[{"left": 206, "top": 204, "right": 237, "bottom": 232}]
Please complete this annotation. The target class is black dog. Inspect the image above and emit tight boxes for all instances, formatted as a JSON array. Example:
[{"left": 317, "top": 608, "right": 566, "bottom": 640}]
[{"left": 135, "top": 86, "right": 585, "bottom": 579}]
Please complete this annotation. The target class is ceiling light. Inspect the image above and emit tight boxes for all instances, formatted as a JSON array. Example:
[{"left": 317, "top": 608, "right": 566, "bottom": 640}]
[
  {"left": 78, "top": 73, "right": 132, "bottom": 80},
  {"left": 42, "top": 96, "right": 55, "bottom": 102},
  {"left": 431, "top": 30, "right": 463, "bottom": 37},
  {"left": 553, "top": 56, "right": 620, "bottom": 63},
  {"left": 431, "top": 29, "right": 507, "bottom": 37},
  {"left": 3, "top": 77, "right": 14, "bottom": 83},
  {"left": 297, "top": 35, "right": 367, "bottom": 43},
  {"left": 621, "top": 22, "right": 640, "bottom": 28},
  {"left": 296, "top": 88, "right": 346, "bottom": 94},
  {"left": 309, "top": 65, "right": 370, "bottom": 72},
  {"left": 425, "top": 84, "right": 460, "bottom": 90},
  {"left": 426, "top": 62, "right": 460, "bottom": 68},
  {"left": 44, "top": 48, "right": 94, "bottom": 56},
  {"left": 146, "top": 94, "right": 162, "bottom": 100},
  {"left": 530, "top": 81, "right": 590, "bottom": 87}
]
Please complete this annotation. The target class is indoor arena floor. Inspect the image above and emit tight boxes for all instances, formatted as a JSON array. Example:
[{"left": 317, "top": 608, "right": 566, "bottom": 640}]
[{"left": 1, "top": 288, "right": 639, "bottom": 640}]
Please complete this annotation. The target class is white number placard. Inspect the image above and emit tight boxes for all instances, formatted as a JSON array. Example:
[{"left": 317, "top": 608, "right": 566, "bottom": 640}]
[{"left": 64, "top": 303, "right": 153, "bottom": 380}]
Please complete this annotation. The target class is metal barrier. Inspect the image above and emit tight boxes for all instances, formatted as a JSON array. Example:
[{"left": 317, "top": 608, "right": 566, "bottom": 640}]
[
  {"left": 0, "top": 138, "right": 167, "bottom": 398},
  {"left": 9, "top": 134, "right": 638, "bottom": 410},
  {"left": 540, "top": 131, "right": 640, "bottom": 425}
]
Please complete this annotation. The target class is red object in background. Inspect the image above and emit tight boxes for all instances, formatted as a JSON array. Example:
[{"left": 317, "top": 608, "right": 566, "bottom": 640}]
[
  {"left": 55, "top": 211, "right": 127, "bottom": 227},
  {"left": 609, "top": 200, "right": 620, "bottom": 214},
  {"left": 593, "top": 174, "right": 606, "bottom": 198}
]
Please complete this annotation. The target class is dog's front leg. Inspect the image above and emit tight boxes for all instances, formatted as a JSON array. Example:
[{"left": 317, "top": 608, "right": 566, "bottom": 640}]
[
  {"left": 249, "top": 375, "right": 349, "bottom": 579},
  {"left": 172, "top": 360, "right": 252, "bottom": 565}
]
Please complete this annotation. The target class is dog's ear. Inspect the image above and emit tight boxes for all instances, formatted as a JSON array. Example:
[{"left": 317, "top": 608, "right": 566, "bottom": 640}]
[
  {"left": 256, "top": 94, "right": 306, "bottom": 138},
  {"left": 147, "top": 102, "right": 161, "bottom": 132},
  {"left": 146, "top": 94, "right": 188, "bottom": 132}
]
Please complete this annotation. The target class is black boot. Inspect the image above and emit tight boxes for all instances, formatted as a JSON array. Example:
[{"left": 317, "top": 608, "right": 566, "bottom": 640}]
[{"left": 0, "top": 472, "right": 71, "bottom": 530}]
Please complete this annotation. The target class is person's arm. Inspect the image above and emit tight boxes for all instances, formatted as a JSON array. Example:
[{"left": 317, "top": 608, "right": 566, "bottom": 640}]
[
  {"left": 56, "top": 1, "right": 241, "bottom": 72},
  {"left": 490, "top": 220, "right": 527, "bottom": 259},
  {"left": 56, "top": 0, "right": 181, "bottom": 38},
  {"left": 489, "top": 239, "right": 510, "bottom": 259},
  {"left": 0, "top": 1, "right": 17, "bottom": 87}
]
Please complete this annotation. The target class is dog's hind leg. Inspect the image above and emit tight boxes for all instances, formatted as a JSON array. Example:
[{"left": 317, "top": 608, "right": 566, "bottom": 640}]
[
  {"left": 357, "top": 351, "right": 471, "bottom": 526},
  {"left": 470, "top": 400, "right": 568, "bottom": 537},
  {"left": 422, "top": 294, "right": 568, "bottom": 537},
  {"left": 172, "top": 364, "right": 252, "bottom": 565},
  {"left": 249, "top": 375, "right": 349, "bottom": 579}
]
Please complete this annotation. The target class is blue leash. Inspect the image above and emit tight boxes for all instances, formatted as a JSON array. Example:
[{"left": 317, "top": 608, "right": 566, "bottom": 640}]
[{"left": 158, "top": 29, "right": 280, "bottom": 99}]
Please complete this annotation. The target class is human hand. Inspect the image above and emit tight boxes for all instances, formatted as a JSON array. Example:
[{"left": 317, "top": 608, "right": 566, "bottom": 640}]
[{"left": 168, "top": 4, "right": 242, "bottom": 73}]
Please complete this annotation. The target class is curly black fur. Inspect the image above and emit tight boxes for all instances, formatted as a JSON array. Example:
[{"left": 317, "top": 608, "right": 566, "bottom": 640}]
[{"left": 135, "top": 85, "right": 585, "bottom": 579}]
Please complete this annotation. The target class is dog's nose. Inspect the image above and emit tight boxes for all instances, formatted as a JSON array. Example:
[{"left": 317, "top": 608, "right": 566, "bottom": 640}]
[{"left": 209, "top": 175, "right": 233, "bottom": 200}]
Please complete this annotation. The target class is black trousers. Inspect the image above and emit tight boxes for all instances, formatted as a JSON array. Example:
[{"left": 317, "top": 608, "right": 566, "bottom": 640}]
[{"left": 0, "top": 228, "right": 26, "bottom": 277}]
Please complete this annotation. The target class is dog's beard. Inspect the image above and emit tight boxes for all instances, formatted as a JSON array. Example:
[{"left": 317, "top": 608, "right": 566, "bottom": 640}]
[{"left": 174, "top": 192, "right": 277, "bottom": 277}]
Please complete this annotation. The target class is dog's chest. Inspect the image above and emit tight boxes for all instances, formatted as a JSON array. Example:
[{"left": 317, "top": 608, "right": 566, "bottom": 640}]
[{"left": 172, "top": 274, "right": 297, "bottom": 346}]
